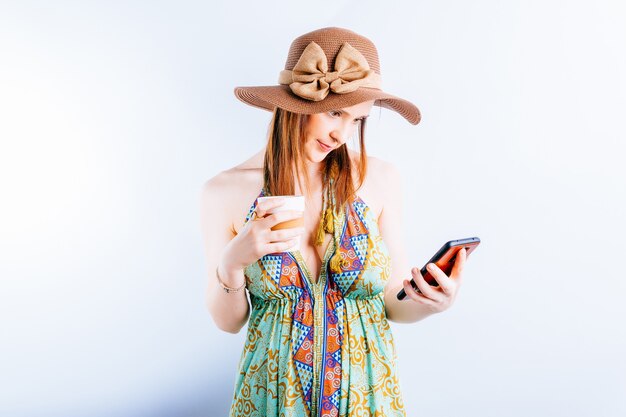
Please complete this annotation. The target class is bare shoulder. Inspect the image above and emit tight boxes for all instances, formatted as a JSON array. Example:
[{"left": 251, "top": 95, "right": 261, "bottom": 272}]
[
  {"left": 352, "top": 151, "right": 402, "bottom": 219},
  {"left": 201, "top": 164, "right": 264, "bottom": 235},
  {"left": 365, "top": 155, "right": 401, "bottom": 183}
]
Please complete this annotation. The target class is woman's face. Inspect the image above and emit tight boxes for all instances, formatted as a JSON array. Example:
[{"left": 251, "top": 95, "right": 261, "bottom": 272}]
[{"left": 302, "top": 100, "right": 375, "bottom": 164}]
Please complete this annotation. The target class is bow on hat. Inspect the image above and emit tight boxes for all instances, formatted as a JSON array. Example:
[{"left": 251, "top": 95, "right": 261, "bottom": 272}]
[{"left": 278, "top": 41, "right": 382, "bottom": 102}]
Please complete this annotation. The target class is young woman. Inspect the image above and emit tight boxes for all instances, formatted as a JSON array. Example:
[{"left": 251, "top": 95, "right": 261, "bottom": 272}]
[{"left": 201, "top": 27, "right": 466, "bottom": 417}]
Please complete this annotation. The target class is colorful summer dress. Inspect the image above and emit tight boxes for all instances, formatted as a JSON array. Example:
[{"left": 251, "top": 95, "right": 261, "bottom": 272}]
[{"left": 229, "top": 188, "right": 405, "bottom": 417}]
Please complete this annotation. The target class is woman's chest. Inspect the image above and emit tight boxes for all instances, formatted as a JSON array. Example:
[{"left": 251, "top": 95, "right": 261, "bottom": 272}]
[
  {"left": 246, "top": 199, "right": 391, "bottom": 299},
  {"left": 297, "top": 195, "right": 333, "bottom": 281}
]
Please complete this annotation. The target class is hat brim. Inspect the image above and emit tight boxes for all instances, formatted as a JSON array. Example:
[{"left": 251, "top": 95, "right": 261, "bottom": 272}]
[{"left": 234, "top": 85, "right": 421, "bottom": 125}]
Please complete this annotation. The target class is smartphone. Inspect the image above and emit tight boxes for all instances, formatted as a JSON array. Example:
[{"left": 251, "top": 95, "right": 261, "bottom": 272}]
[{"left": 396, "top": 237, "right": 480, "bottom": 301}]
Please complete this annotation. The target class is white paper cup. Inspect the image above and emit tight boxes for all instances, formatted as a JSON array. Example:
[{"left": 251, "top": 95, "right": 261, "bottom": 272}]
[{"left": 257, "top": 196, "right": 305, "bottom": 252}]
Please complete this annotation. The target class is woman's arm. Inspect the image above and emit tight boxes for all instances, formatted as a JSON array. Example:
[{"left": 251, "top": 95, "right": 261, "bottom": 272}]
[
  {"left": 200, "top": 171, "right": 305, "bottom": 333},
  {"left": 200, "top": 175, "right": 250, "bottom": 334},
  {"left": 377, "top": 162, "right": 464, "bottom": 323}
]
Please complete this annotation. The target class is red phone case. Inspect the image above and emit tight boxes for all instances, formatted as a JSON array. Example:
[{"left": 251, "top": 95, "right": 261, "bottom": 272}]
[{"left": 397, "top": 237, "right": 480, "bottom": 300}]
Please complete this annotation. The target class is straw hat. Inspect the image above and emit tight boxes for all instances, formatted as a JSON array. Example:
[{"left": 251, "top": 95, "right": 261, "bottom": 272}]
[{"left": 234, "top": 27, "right": 421, "bottom": 125}]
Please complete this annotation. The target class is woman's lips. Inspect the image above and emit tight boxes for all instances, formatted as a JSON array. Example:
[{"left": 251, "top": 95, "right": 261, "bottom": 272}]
[{"left": 317, "top": 140, "right": 333, "bottom": 152}]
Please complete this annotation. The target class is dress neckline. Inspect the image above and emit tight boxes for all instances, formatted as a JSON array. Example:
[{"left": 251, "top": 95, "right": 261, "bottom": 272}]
[{"left": 246, "top": 188, "right": 364, "bottom": 288}]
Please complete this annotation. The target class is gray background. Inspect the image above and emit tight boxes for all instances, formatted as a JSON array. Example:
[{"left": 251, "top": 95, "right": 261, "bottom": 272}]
[{"left": 1, "top": 1, "right": 625, "bottom": 416}]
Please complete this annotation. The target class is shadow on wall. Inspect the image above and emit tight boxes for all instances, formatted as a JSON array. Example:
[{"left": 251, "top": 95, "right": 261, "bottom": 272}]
[{"left": 134, "top": 374, "right": 234, "bottom": 417}]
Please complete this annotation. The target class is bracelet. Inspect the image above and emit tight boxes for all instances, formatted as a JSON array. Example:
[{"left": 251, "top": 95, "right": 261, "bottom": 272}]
[{"left": 216, "top": 266, "right": 246, "bottom": 294}]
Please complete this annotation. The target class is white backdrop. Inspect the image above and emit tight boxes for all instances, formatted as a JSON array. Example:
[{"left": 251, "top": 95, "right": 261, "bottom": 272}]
[{"left": 1, "top": 1, "right": 625, "bottom": 416}]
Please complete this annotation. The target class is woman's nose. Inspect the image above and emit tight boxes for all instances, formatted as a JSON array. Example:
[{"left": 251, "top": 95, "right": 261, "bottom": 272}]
[{"left": 330, "top": 123, "right": 351, "bottom": 144}]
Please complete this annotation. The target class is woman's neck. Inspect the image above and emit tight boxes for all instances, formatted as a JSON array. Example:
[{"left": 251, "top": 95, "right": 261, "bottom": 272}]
[{"left": 294, "top": 160, "right": 325, "bottom": 197}]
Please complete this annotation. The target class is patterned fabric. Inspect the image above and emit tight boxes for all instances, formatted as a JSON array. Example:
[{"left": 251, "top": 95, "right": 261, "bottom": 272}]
[{"left": 229, "top": 190, "right": 405, "bottom": 417}]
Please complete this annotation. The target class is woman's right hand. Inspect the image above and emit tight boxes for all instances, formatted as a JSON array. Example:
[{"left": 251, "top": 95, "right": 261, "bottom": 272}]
[{"left": 220, "top": 197, "right": 305, "bottom": 272}]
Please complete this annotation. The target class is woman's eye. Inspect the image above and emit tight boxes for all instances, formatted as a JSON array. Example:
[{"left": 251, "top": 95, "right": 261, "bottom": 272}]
[{"left": 330, "top": 110, "right": 341, "bottom": 117}]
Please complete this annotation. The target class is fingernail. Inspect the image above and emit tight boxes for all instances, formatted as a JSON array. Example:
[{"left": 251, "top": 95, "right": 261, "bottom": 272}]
[{"left": 427, "top": 263, "right": 435, "bottom": 271}]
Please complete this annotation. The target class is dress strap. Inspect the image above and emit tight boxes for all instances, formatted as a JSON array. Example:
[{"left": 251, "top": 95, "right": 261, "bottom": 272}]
[
  {"left": 324, "top": 178, "right": 349, "bottom": 273},
  {"left": 243, "top": 189, "right": 266, "bottom": 224}
]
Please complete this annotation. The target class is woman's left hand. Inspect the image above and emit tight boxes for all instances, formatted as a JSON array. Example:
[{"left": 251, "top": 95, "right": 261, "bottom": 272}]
[{"left": 401, "top": 248, "right": 466, "bottom": 314}]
